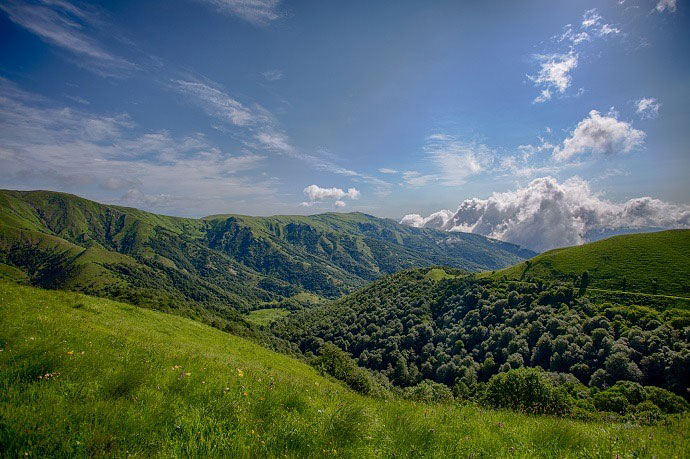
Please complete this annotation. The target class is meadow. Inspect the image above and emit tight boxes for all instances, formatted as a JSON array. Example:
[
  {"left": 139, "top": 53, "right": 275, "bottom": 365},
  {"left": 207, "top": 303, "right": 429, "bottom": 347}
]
[{"left": 1, "top": 281, "right": 688, "bottom": 458}]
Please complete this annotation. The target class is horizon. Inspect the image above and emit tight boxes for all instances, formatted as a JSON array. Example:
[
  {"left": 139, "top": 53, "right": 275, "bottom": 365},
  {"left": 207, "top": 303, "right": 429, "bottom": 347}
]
[{"left": 1, "top": 0, "right": 689, "bottom": 251}]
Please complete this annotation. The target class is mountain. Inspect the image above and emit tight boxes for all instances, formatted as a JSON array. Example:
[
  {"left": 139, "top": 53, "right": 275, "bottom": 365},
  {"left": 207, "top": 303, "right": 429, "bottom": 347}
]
[
  {"left": 0, "top": 189, "right": 534, "bottom": 325},
  {"left": 274, "top": 265, "right": 690, "bottom": 399},
  {"left": 274, "top": 231, "right": 690, "bottom": 399},
  {"left": 2, "top": 280, "right": 687, "bottom": 457},
  {"left": 485, "top": 229, "right": 690, "bottom": 298}
]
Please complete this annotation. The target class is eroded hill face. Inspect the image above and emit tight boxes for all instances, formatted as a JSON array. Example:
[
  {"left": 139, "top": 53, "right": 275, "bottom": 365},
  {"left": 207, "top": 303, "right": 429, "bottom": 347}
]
[{"left": 0, "top": 190, "right": 533, "bottom": 325}]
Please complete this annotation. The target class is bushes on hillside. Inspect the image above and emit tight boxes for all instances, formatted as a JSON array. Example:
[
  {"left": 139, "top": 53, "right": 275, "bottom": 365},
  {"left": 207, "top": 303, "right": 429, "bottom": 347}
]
[
  {"left": 312, "top": 343, "right": 374, "bottom": 394},
  {"left": 483, "top": 368, "right": 573, "bottom": 416}
]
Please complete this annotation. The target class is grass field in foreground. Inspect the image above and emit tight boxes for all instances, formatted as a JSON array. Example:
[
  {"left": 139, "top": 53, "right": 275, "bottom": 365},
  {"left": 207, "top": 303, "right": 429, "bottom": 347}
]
[{"left": 1, "top": 282, "right": 689, "bottom": 458}]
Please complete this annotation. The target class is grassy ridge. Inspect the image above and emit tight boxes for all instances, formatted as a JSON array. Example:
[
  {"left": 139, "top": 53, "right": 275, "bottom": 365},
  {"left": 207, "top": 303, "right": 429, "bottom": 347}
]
[
  {"left": 485, "top": 229, "right": 690, "bottom": 297},
  {"left": 1, "top": 281, "right": 688, "bottom": 457}
]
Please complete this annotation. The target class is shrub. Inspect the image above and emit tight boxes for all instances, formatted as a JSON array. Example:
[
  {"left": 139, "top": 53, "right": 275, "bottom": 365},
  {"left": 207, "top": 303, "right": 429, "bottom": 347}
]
[
  {"left": 312, "top": 343, "right": 373, "bottom": 394},
  {"left": 483, "top": 368, "right": 573, "bottom": 416},
  {"left": 593, "top": 390, "right": 629, "bottom": 414},
  {"left": 629, "top": 401, "right": 663, "bottom": 425},
  {"left": 403, "top": 380, "right": 454, "bottom": 403},
  {"left": 645, "top": 386, "right": 690, "bottom": 414}
]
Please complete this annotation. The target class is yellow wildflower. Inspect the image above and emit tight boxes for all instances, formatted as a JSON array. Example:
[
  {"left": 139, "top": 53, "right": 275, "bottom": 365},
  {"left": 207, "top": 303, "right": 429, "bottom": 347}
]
[
  {"left": 236, "top": 368, "right": 244, "bottom": 377},
  {"left": 66, "top": 351, "right": 74, "bottom": 356},
  {"left": 242, "top": 391, "right": 248, "bottom": 397}
]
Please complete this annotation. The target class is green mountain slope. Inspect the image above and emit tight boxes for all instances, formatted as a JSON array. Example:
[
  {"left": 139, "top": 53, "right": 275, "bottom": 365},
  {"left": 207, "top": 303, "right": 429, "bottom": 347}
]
[
  {"left": 0, "top": 189, "right": 533, "bottom": 324},
  {"left": 2, "top": 281, "right": 687, "bottom": 458},
  {"left": 484, "top": 230, "right": 690, "bottom": 297},
  {"left": 274, "top": 267, "right": 690, "bottom": 397}
]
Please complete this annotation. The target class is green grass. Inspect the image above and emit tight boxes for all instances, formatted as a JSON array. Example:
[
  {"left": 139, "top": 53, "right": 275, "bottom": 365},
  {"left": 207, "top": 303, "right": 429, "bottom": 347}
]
[
  {"left": 1, "top": 281, "right": 689, "bottom": 458},
  {"left": 424, "top": 268, "right": 457, "bottom": 281},
  {"left": 245, "top": 308, "right": 291, "bottom": 326},
  {"left": 484, "top": 229, "right": 690, "bottom": 297}
]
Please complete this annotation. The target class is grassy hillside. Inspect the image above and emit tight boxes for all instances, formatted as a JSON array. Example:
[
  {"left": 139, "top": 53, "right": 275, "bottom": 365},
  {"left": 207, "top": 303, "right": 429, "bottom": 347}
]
[
  {"left": 1, "top": 281, "right": 688, "bottom": 458},
  {"left": 0, "top": 189, "right": 533, "bottom": 326},
  {"left": 484, "top": 230, "right": 690, "bottom": 298}
]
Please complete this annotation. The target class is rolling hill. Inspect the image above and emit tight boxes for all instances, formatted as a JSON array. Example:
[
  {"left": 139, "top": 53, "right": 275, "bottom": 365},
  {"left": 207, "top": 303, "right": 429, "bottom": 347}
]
[
  {"left": 0, "top": 189, "right": 533, "bottom": 327},
  {"left": 2, "top": 281, "right": 687, "bottom": 458},
  {"left": 484, "top": 229, "right": 690, "bottom": 298}
]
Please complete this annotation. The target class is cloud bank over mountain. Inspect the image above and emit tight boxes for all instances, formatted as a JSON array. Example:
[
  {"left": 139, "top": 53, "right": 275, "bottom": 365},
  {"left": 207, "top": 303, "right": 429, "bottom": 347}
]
[{"left": 401, "top": 177, "right": 690, "bottom": 252}]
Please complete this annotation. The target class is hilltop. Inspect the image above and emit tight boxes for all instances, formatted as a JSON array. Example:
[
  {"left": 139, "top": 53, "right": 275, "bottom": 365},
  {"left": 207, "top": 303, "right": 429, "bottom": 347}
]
[
  {"left": 484, "top": 229, "right": 690, "bottom": 298},
  {"left": 2, "top": 281, "right": 687, "bottom": 458},
  {"left": 0, "top": 189, "right": 533, "bottom": 327}
]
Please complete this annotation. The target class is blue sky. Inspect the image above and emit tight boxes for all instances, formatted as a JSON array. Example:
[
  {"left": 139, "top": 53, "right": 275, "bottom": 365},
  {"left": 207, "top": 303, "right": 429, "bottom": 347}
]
[{"left": 0, "top": 0, "right": 688, "bottom": 249}]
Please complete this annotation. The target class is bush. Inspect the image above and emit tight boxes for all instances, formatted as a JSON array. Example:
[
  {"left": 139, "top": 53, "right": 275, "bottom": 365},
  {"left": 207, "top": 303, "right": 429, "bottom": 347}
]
[
  {"left": 645, "top": 386, "right": 690, "bottom": 414},
  {"left": 312, "top": 343, "right": 373, "bottom": 394},
  {"left": 483, "top": 368, "right": 573, "bottom": 416},
  {"left": 629, "top": 401, "right": 663, "bottom": 425},
  {"left": 403, "top": 380, "right": 454, "bottom": 403},
  {"left": 593, "top": 390, "right": 629, "bottom": 414}
]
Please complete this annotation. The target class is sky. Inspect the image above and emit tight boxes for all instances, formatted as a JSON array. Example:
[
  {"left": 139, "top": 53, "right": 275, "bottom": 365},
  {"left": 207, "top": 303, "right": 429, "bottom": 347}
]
[{"left": 0, "top": 0, "right": 688, "bottom": 251}]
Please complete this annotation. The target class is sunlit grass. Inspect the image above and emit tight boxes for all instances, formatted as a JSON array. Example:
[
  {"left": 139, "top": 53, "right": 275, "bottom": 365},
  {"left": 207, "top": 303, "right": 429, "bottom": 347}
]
[{"left": 1, "top": 281, "right": 688, "bottom": 458}]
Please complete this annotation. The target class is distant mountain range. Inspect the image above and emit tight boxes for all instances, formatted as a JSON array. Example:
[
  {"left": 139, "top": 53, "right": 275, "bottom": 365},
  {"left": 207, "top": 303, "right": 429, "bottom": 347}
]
[{"left": 0, "top": 189, "right": 534, "bottom": 325}]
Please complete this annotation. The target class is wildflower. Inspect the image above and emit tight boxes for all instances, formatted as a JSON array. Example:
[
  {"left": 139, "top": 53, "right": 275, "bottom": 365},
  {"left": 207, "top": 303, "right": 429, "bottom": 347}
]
[
  {"left": 242, "top": 391, "right": 248, "bottom": 397},
  {"left": 66, "top": 351, "right": 74, "bottom": 355},
  {"left": 237, "top": 368, "right": 244, "bottom": 377},
  {"left": 251, "top": 430, "right": 255, "bottom": 435},
  {"left": 201, "top": 381, "right": 206, "bottom": 384},
  {"left": 185, "top": 372, "right": 191, "bottom": 377}
]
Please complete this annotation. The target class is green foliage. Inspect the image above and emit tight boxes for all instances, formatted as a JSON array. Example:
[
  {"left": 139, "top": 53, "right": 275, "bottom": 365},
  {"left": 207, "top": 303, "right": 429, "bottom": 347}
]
[
  {"left": 484, "top": 368, "right": 573, "bottom": 416},
  {"left": 6, "top": 282, "right": 686, "bottom": 457},
  {"left": 275, "top": 268, "right": 690, "bottom": 401},
  {"left": 403, "top": 380, "right": 455, "bottom": 403},
  {"left": 312, "top": 343, "right": 374, "bottom": 394}
]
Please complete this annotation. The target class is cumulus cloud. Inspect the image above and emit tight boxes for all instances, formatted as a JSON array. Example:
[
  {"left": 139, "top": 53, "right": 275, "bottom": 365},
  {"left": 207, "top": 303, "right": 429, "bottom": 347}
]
[
  {"left": 401, "top": 176, "right": 690, "bottom": 252},
  {"left": 635, "top": 98, "right": 661, "bottom": 119},
  {"left": 303, "top": 185, "right": 360, "bottom": 201},
  {"left": 378, "top": 168, "right": 398, "bottom": 174},
  {"left": 552, "top": 109, "right": 645, "bottom": 162},
  {"left": 655, "top": 0, "right": 677, "bottom": 13},
  {"left": 528, "top": 52, "right": 578, "bottom": 103}
]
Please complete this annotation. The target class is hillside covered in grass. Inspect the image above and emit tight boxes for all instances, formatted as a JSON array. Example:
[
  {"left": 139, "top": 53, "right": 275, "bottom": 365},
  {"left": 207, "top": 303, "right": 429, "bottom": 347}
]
[
  {"left": 484, "top": 230, "right": 690, "bottom": 298},
  {"left": 2, "top": 281, "right": 689, "bottom": 458},
  {"left": 0, "top": 189, "right": 533, "bottom": 327}
]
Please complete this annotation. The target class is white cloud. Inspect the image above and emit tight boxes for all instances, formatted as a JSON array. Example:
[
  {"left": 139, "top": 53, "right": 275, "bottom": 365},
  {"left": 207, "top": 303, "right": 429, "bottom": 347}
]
[
  {"left": 552, "top": 109, "right": 645, "bottom": 162},
  {"left": 557, "top": 25, "right": 590, "bottom": 45},
  {"left": 379, "top": 168, "right": 399, "bottom": 174},
  {"left": 334, "top": 200, "right": 346, "bottom": 208},
  {"left": 655, "top": 0, "right": 677, "bottom": 13},
  {"left": 401, "top": 176, "right": 690, "bottom": 252},
  {"left": 197, "top": 0, "right": 282, "bottom": 25},
  {"left": 581, "top": 9, "right": 602, "bottom": 29},
  {"left": 262, "top": 69, "right": 283, "bottom": 81},
  {"left": 635, "top": 97, "right": 661, "bottom": 119},
  {"left": 303, "top": 185, "right": 360, "bottom": 201},
  {"left": 422, "top": 134, "right": 493, "bottom": 186},
  {"left": 172, "top": 79, "right": 260, "bottom": 127},
  {"left": 0, "top": 78, "right": 274, "bottom": 216},
  {"left": 0, "top": 0, "right": 135, "bottom": 76},
  {"left": 529, "top": 52, "right": 578, "bottom": 103}
]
